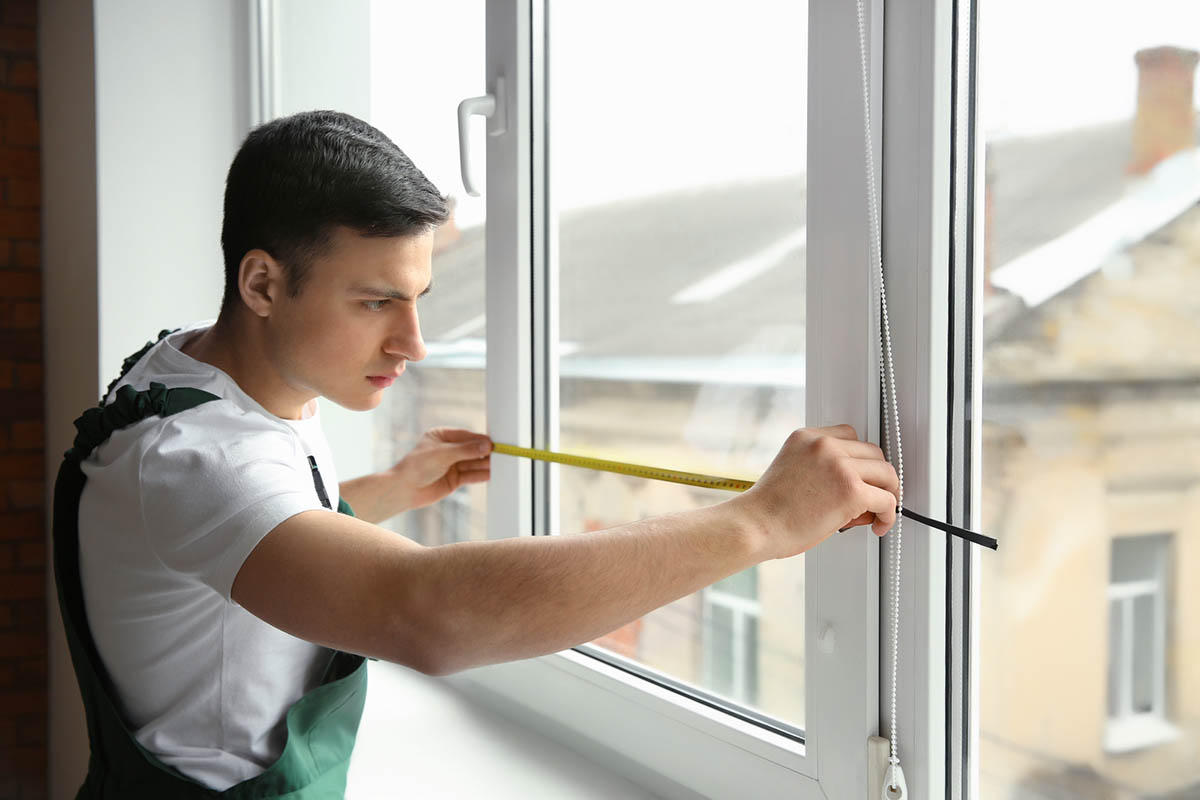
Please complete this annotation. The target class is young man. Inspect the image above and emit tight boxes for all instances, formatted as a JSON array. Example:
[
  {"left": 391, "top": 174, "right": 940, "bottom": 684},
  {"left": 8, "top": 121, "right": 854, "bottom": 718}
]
[{"left": 64, "top": 111, "right": 898, "bottom": 796}]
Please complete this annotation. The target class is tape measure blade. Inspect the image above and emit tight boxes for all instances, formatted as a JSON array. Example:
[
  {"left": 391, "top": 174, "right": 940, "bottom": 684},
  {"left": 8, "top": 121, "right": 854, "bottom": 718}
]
[{"left": 491, "top": 442, "right": 754, "bottom": 494}]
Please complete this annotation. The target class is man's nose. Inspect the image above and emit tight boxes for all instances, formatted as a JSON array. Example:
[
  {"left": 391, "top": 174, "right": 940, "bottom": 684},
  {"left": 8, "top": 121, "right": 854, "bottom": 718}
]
[{"left": 384, "top": 307, "right": 427, "bottom": 363}]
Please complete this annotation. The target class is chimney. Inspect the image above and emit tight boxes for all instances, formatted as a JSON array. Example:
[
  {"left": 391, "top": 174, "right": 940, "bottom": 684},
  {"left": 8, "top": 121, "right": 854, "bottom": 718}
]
[{"left": 1128, "top": 45, "right": 1199, "bottom": 175}]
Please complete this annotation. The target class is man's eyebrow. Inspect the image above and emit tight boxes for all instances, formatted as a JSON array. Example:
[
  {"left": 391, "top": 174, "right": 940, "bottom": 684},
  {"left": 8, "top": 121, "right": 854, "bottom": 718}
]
[{"left": 350, "top": 281, "right": 433, "bottom": 300}]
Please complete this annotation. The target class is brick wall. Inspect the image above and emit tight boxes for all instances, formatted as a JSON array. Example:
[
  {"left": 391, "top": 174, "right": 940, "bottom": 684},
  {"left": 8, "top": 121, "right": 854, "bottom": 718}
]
[{"left": 0, "top": 0, "right": 46, "bottom": 798}]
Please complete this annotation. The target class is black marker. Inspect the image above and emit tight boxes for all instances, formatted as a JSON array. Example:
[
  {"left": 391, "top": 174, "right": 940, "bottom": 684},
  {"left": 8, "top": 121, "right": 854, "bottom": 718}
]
[{"left": 840, "top": 507, "right": 998, "bottom": 550}]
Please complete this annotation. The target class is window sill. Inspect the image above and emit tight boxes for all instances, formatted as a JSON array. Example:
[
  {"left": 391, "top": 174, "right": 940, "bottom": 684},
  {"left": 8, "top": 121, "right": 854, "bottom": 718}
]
[
  {"left": 1104, "top": 715, "right": 1179, "bottom": 754},
  {"left": 443, "top": 648, "right": 822, "bottom": 800}
]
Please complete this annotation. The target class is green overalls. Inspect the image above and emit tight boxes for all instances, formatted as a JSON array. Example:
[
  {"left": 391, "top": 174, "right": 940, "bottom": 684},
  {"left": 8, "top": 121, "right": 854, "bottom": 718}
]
[{"left": 53, "top": 331, "right": 368, "bottom": 798}]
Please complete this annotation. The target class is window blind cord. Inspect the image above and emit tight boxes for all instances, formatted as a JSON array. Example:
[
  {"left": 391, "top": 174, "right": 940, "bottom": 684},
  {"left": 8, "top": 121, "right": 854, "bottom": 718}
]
[{"left": 855, "top": 1, "right": 908, "bottom": 797}]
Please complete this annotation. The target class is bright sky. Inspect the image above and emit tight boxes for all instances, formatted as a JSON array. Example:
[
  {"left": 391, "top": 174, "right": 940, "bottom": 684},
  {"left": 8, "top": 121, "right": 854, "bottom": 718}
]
[
  {"left": 980, "top": 0, "right": 1200, "bottom": 138},
  {"left": 369, "top": 1, "right": 1200, "bottom": 222}
]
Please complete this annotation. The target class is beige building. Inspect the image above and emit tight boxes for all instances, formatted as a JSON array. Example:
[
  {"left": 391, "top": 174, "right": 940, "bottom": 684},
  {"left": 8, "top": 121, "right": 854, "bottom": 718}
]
[
  {"left": 981, "top": 203, "right": 1200, "bottom": 798},
  {"left": 980, "top": 45, "right": 1200, "bottom": 799}
]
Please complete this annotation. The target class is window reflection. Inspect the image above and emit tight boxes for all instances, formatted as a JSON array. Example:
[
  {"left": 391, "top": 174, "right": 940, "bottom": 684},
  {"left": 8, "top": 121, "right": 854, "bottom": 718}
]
[{"left": 551, "top": 0, "right": 808, "bottom": 728}]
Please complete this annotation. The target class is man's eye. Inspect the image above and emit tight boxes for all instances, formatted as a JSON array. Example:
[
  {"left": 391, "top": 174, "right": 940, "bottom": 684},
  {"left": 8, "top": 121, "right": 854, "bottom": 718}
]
[{"left": 363, "top": 299, "right": 390, "bottom": 312}]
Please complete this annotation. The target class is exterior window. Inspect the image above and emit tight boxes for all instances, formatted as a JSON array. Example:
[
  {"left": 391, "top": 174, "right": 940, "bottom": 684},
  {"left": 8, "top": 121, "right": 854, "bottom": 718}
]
[
  {"left": 978, "top": 1, "right": 1199, "bottom": 795},
  {"left": 1106, "top": 534, "right": 1173, "bottom": 753},
  {"left": 549, "top": 0, "right": 808, "bottom": 731}
]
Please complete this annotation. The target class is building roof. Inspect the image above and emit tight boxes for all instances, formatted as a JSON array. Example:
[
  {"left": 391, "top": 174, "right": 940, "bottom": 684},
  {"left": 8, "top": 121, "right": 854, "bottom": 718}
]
[{"left": 416, "top": 118, "right": 1199, "bottom": 389}]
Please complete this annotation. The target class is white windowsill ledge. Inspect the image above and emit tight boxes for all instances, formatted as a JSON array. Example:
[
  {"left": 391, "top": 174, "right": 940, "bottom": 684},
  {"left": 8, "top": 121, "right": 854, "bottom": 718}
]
[
  {"left": 1104, "top": 715, "right": 1179, "bottom": 755},
  {"left": 441, "top": 649, "right": 819, "bottom": 800}
]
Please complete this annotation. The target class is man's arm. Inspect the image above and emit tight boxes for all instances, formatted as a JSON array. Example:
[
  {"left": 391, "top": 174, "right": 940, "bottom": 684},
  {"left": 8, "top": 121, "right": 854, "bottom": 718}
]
[
  {"left": 233, "top": 425, "right": 898, "bottom": 676},
  {"left": 233, "top": 500, "right": 757, "bottom": 675}
]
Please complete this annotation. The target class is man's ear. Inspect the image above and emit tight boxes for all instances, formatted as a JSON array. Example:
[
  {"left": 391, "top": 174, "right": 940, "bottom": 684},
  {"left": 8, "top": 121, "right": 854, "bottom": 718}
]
[{"left": 238, "top": 249, "right": 285, "bottom": 318}]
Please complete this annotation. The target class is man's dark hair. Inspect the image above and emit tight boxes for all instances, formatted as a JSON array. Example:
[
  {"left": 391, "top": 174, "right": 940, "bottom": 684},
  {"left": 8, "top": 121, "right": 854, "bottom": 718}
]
[{"left": 220, "top": 110, "right": 448, "bottom": 311}]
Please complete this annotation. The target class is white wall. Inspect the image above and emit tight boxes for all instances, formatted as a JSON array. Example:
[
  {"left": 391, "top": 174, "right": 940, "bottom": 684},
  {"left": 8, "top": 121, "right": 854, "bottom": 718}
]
[
  {"left": 39, "top": 2, "right": 656, "bottom": 797},
  {"left": 271, "top": 0, "right": 377, "bottom": 482},
  {"left": 94, "top": 0, "right": 245, "bottom": 389}
]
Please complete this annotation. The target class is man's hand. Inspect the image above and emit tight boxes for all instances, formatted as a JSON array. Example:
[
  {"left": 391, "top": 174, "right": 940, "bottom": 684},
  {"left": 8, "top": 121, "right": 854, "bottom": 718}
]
[
  {"left": 390, "top": 427, "right": 493, "bottom": 511},
  {"left": 338, "top": 427, "right": 491, "bottom": 523},
  {"left": 732, "top": 424, "right": 899, "bottom": 560}
]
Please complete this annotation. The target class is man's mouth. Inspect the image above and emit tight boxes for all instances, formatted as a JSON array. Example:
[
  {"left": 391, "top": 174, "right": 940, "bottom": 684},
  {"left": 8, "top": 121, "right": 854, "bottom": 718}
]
[{"left": 367, "top": 366, "right": 404, "bottom": 388}]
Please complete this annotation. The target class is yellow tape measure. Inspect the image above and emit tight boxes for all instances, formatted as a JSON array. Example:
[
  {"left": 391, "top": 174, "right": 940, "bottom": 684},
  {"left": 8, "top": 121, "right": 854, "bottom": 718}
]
[
  {"left": 493, "top": 442, "right": 997, "bottom": 548},
  {"left": 491, "top": 442, "right": 755, "bottom": 493}
]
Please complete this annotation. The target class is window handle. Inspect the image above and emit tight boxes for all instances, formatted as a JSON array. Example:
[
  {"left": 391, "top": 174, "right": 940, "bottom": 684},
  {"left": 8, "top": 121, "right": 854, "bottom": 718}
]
[{"left": 456, "top": 77, "right": 506, "bottom": 197}]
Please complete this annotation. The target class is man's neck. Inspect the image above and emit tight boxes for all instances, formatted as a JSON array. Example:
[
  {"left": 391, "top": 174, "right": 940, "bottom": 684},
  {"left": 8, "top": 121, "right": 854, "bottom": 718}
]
[{"left": 181, "top": 315, "right": 313, "bottom": 420}]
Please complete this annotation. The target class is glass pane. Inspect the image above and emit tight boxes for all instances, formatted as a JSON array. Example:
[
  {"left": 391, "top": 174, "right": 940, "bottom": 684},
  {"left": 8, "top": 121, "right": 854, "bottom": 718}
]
[
  {"left": 1111, "top": 533, "right": 1168, "bottom": 584},
  {"left": 1132, "top": 594, "right": 1156, "bottom": 714},
  {"left": 368, "top": 1, "right": 492, "bottom": 542},
  {"left": 550, "top": 0, "right": 807, "bottom": 730},
  {"left": 979, "top": 1, "right": 1199, "bottom": 793}
]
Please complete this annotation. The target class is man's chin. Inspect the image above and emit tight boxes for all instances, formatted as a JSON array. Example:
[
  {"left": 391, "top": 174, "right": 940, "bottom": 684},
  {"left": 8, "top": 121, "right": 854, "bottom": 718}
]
[{"left": 323, "top": 390, "right": 386, "bottom": 413}]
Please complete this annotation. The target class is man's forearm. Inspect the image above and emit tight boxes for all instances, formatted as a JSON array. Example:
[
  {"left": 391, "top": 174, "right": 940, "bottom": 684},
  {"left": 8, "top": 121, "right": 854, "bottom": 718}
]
[
  {"left": 394, "top": 498, "right": 764, "bottom": 675},
  {"left": 338, "top": 470, "right": 404, "bottom": 523}
]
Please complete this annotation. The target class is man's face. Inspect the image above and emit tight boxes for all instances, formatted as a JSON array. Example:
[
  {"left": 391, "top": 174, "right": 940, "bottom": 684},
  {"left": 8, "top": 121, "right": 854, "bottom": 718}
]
[{"left": 267, "top": 226, "right": 432, "bottom": 413}]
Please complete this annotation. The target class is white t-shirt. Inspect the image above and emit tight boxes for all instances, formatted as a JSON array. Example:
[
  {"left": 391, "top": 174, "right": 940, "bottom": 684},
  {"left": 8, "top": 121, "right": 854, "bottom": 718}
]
[{"left": 78, "top": 321, "right": 344, "bottom": 791}]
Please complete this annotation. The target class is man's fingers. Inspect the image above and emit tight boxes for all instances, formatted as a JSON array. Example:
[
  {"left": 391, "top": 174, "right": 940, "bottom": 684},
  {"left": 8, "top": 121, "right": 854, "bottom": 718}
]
[
  {"left": 456, "top": 457, "right": 491, "bottom": 472},
  {"left": 859, "top": 484, "right": 898, "bottom": 531},
  {"left": 449, "top": 439, "right": 493, "bottom": 461},
  {"left": 841, "top": 439, "right": 887, "bottom": 461},
  {"left": 840, "top": 511, "right": 876, "bottom": 532},
  {"left": 850, "top": 458, "right": 899, "bottom": 497},
  {"left": 812, "top": 424, "right": 859, "bottom": 441},
  {"left": 804, "top": 427, "right": 886, "bottom": 460},
  {"left": 458, "top": 469, "right": 490, "bottom": 485},
  {"left": 432, "top": 427, "right": 490, "bottom": 444}
]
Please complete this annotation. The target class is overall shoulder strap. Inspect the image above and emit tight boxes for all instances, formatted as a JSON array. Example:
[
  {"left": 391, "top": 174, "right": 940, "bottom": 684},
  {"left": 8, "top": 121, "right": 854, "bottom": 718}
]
[
  {"left": 54, "top": 339, "right": 224, "bottom": 798},
  {"left": 64, "top": 382, "right": 220, "bottom": 464},
  {"left": 100, "top": 328, "right": 176, "bottom": 406},
  {"left": 56, "top": 333, "right": 367, "bottom": 798}
]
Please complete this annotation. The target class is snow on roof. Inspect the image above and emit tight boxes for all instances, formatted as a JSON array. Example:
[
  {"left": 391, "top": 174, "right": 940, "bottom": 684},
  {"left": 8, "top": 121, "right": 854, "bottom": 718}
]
[{"left": 991, "top": 147, "right": 1200, "bottom": 308}]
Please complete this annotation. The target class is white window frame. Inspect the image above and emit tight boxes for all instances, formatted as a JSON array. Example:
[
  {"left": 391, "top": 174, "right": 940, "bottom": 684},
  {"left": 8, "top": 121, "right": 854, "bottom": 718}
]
[
  {"left": 1105, "top": 535, "right": 1175, "bottom": 754},
  {"left": 446, "top": 0, "right": 896, "bottom": 798},
  {"left": 702, "top": 584, "right": 763, "bottom": 707},
  {"left": 879, "top": 1, "right": 974, "bottom": 800},
  {"left": 247, "top": 0, "right": 976, "bottom": 796}
]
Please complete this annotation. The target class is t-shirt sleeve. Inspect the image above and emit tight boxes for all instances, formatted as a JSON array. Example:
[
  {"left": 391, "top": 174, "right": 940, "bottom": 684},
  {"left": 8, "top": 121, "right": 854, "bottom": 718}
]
[{"left": 138, "top": 403, "right": 326, "bottom": 603}]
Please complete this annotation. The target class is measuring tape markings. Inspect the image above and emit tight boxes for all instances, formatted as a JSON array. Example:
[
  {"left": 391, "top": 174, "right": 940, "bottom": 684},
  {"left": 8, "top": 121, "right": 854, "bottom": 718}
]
[
  {"left": 490, "top": 442, "right": 998, "bottom": 550},
  {"left": 491, "top": 442, "right": 755, "bottom": 493}
]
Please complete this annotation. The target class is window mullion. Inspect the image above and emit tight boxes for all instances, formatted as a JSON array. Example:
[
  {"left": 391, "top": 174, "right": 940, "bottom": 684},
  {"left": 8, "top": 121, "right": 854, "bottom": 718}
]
[
  {"left": 485, "top": 0, "right": 534, "bottom": 540},
  {"left": 1154, "top": 589, "right": 1165, "bottom": 716},
  {"left": 1121, "top": 598, "right": 1134, "bottom": 718},
  {"left": 530, "top": 0, "right": 559, "bottom": 536},
  {"left": 804, "top": 0, "right": 885, "bottom": 795},
  {"left": 881, "top": 0, "right": 957, "bottom": 797}
]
